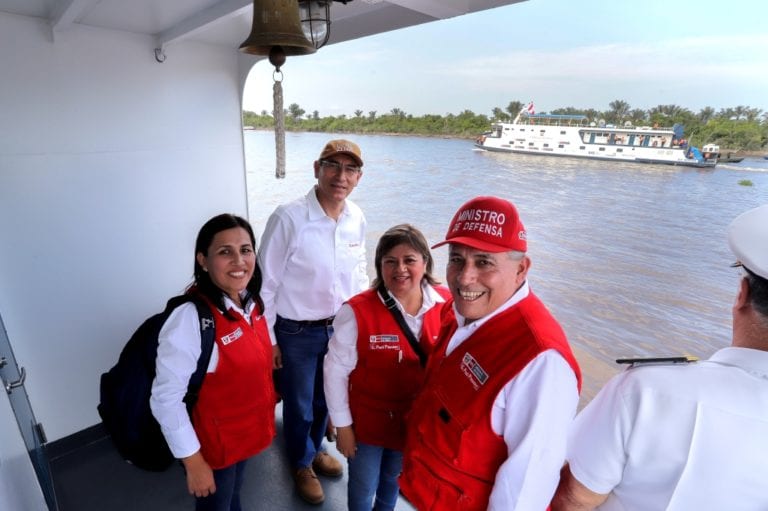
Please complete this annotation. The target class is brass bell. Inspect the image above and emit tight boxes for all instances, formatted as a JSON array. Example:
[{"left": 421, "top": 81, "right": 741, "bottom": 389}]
[{"left": 239, "top": 0, "right": 317, "bottom": 57}]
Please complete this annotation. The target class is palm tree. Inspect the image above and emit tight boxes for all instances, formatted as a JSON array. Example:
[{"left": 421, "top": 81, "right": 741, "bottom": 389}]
[
  {"left": 607, "top": 100, "right": 631, "bottom": 125},
  {"left": 506, "top": 101, "right": 523, "bottom": 119},
  {"left": 287, "top": 103, "right": 305, "bottom": 120},
  {"left": 697, "top": 107, "right": 715, "bottom": 123},
  {"left": 390, "top": 108, "right": 406, "bottom": 119}
]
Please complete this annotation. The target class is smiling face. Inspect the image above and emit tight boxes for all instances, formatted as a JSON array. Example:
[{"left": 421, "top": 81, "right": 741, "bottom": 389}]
[
  {"left": 196, "top": 227, "right": 256, "bottom": 304},
  {"left": 381, "top": 242, "right": 427, "bottom": 302},
  {"left": 446, "top": 244, "right": 530, "bottom": 323},
  {"left": 313, "top": 154, "right": 363, "bottom": 209}
]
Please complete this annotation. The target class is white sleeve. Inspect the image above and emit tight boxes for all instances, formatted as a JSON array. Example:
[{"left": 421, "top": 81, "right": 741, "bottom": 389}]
[
  {"left": 566, "top": 372, "right": 630, "bottom": 495},
  {"left": 488, "top": 350, "right": 580, "bottom": 511},
  {"left": 258, "top": 208, "right": 292, "bottom": 345},
  {"left": 323, "top": 304, "right": 359, "bottom": 428},
  {"left": 149, "top": 302, "right": 204, "bottom": 459}
]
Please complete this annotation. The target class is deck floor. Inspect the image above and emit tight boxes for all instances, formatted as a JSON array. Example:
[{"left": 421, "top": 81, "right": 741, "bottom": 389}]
[{"left": 49, "top": 406, "right": 416, "bottom": 511}]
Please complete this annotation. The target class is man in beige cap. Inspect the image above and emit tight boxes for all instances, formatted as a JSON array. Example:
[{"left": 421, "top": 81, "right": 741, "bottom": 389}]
[
  {"left": 259, "top": 139, "right": 368, "bottom": 504},
  {"left": 400, "top": 196, "right": 582, "bottom": 511},
  {"left": 552, "top": 204, "right": 768, "bottom": 510}
]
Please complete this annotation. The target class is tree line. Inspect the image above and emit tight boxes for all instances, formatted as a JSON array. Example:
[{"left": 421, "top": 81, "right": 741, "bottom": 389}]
[{"left": 242, "top": 99, "right": 768, "bottom": 152}]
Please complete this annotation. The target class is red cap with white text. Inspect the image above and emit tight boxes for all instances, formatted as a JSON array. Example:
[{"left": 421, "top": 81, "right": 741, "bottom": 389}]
[{"left": 432, "top": 196, "right": 527, "bottom": 253}]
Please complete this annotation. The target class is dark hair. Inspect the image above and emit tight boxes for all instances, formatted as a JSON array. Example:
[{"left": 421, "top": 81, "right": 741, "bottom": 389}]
[
  {"left": 744, "top": 267, "right": 768, "bottom": 319},
  {"left": 191, "top": 214, "right": 264, "bottom": 316},
  {"left": 371, "top": 224, "right": 439, "bottom": 289}
]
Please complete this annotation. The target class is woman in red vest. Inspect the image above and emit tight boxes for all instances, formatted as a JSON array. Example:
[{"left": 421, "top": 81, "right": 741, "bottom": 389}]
[
  {"left": 151, "top": 214, "right": 276, "bottom": 511},
  {"left": 324, "top": 224, "right": 450, "bottom": 511}
]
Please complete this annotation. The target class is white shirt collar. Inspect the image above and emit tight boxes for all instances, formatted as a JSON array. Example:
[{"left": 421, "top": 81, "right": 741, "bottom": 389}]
[
  {"left": 222, "top": 292, "right": 256, "bottom": 318},
  {"left": 709, "top": 346, "right": 768, "bottom": 378},
  {"left": 307, "top": 185, "right": 348, "bottom": 221},
  {"left": 379, "top": 282, "right": 446, "bottom": 319}
]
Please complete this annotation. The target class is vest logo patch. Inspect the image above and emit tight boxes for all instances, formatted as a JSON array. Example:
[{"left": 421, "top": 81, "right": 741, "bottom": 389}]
[
  {"left": 221, "top": 327, "right": 243, "bottom": 345},
  {"left": 461, "top": 352, "right": 488, "bottom": 390},
  {"left": 369, "top": 334, "right": 400, "bottom": 350}
]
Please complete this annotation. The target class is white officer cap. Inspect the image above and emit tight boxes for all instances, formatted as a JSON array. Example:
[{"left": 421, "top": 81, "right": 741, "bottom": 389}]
[{"left": 728, "top": 204, "right": 768, "bottom": 280}]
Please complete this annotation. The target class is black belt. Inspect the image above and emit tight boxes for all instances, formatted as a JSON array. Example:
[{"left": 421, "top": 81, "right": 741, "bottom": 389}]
[{"left": 278, "top": 315, "right": 335, "bottom": 327}]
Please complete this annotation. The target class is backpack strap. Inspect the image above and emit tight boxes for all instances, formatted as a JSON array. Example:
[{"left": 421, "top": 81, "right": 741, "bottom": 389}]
[
  {"left": 376, "top": 282, "right": 427, "bottom": 368},
  {"left": 162, "top": 295, "right": 216, "bottom": 414}
]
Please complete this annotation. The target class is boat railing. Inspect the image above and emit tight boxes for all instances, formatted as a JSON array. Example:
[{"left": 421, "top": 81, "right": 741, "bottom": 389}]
[{"left": 514, "top": 113, "right": 589, "bottom": 127}]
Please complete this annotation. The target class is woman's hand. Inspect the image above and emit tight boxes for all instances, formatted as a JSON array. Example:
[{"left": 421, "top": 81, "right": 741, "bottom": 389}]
[
  {"left": 335, "top": 425, "right": 357, "bottom": 459},
  {"left": 182, "top": 451, "right": 216, "bottom": 498},
  {"left": 272, "top": 344, "right": 282, "bottom": 369}
]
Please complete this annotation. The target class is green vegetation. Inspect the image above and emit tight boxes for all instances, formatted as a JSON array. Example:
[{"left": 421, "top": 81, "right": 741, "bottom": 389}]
[
  {"left": 738, "top": 180, "right": 754, "bottom": 187},
  {"left": 243, "top": 99, "right": 768, "bottom": 152}
]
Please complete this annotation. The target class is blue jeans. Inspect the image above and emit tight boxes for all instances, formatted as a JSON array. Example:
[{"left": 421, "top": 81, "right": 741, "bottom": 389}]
[
  {"left": 347, "top": 442, "right": 403, "bottom": 511},
  {"left": 275, "top": 316, "right": 332, "bottom": 469},
  {"left": 195, "top": 460, "right": 247, "bottom": 511}
]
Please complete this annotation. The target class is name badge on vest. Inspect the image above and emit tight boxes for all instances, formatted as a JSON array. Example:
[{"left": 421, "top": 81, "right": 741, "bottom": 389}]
[
  {"left": 369, "top": 334, "right": 399, "bottom": 350},
  {"left": 460, "top": 352, "right": 489, "bottom": 390},
  {"left": 221, "top": 327, "right": 243, "bottom": 345}
]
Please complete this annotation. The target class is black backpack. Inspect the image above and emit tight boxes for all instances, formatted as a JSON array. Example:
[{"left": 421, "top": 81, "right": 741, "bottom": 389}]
[{"left": 97, "top": 294, "right": 216, "bottom": 471}]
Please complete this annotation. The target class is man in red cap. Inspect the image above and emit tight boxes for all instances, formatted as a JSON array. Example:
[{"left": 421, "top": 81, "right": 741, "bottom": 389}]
[{"left": 400, "top": 196, "right": 582, "bottom": 510}]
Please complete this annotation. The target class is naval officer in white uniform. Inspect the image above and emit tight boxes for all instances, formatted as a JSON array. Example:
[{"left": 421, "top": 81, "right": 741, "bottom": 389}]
[{"left": 552, "top": 204, "right": 768, "bottom": 511}]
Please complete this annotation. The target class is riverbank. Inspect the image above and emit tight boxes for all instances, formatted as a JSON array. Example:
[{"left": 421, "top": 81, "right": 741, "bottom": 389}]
[{"left": 244, "top": 127, "right": 765, "bottom": 155}]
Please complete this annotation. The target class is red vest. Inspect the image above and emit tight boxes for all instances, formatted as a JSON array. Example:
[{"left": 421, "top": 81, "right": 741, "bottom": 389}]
[
  {"left": 400, "top": 293, "right": 581, "bottom": 511},
  {"left": 347, "top": 286, "right": 450, "bottom": 450},
  {"left": 192, "top": 299, "right": 276, "bottom": 469}
]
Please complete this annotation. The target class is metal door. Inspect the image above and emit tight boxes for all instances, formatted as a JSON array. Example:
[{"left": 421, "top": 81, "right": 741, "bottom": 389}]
[{"left": 0, "top": 312, "right": 58, "bottom": 510}]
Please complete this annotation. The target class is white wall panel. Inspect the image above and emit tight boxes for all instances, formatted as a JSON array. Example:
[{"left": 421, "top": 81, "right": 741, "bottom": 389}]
[{"left": 0, "top": 12, "right": 250, "bottom": 440}]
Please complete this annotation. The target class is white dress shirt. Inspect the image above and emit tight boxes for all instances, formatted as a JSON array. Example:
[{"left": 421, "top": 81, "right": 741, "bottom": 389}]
[
  {"left": 567, "top": 347, "right": 768, "bottom": 511},
  {"left": 258, "top": 186, "right": 368, "bottom": 344},
  {"left": 448, "top": 281, "right": 580, "bottom": 511},
  {"left": 149, "top": 295, "right": 254, "bottom": 459},
  {"left": 324, "top": 283, "right": 447, "bottom": 428}
]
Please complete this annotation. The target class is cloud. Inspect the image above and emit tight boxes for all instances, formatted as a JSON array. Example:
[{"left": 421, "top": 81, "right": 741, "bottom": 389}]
[{"left": 243, "top": 32, "right": 768, "bottom": 117}]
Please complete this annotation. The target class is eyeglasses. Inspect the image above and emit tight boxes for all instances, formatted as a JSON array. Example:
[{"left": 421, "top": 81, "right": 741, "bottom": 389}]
[{"left": 320, "top": 159, "right": 361, "bottom": 174}]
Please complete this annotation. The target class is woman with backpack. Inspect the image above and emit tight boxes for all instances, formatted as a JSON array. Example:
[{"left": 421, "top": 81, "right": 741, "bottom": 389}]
[
  {"left": 323, "top": 224, "right": 450, "bottom": 511},
  {"left": 150, "top": 213, "right": 276, "bottom": 511}
]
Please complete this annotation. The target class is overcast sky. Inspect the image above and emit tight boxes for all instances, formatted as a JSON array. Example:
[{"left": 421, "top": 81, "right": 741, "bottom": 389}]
[{"left": 242, "top": 0, "right": 768, "bottom": 117}]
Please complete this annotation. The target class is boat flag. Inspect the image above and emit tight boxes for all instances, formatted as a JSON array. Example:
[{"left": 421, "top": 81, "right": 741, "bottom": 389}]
[{"left": 527, "top": 101, "right": 535, "bottom": 115}]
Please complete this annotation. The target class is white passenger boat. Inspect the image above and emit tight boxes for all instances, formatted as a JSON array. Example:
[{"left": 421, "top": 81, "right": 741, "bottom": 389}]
[{"left": 476, "top": 105, "right": 717, "bottom": 168}]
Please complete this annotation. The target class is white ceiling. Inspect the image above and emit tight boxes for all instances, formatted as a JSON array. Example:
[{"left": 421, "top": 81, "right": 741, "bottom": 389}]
[{"left": 0, "top": 0, "right": 525, "bottom": 52}]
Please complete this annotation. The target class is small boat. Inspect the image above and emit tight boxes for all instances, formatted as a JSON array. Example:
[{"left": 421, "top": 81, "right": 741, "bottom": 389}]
[
  {"left": 475, "top": 103, "right": 717, "bottom": 168},
  {"left": 701, "top": 144, "right": 744, "bottom": 164}
]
